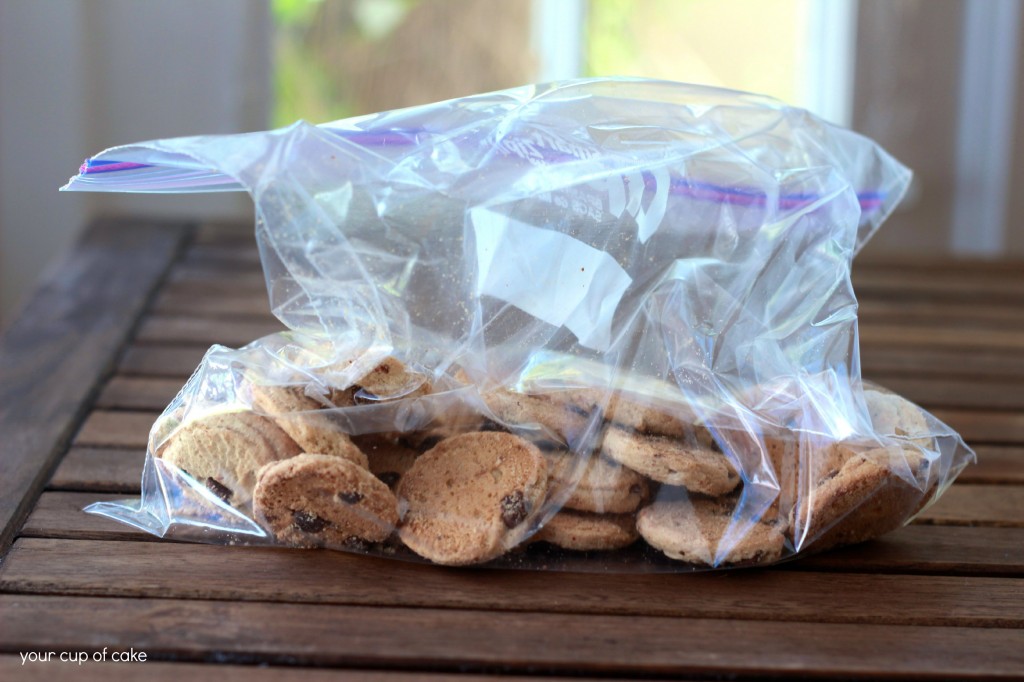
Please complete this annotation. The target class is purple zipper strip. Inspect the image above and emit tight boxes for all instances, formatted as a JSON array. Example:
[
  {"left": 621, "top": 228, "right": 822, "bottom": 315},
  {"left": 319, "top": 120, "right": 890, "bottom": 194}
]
[{"left": 76, "top": 127, "right": 887, "bottom": 210}]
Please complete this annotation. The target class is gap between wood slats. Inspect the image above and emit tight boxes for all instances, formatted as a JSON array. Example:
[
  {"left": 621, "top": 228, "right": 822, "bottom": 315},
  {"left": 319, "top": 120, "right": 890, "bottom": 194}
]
[
  {"left": 1, "top": 595, "right": 1021, "bottom": 678},
  {"left": 3, "top": 538, "right": 1024, "bottom": 628},
  {"left": 17, "top": 493, "right": 1024, "bottom": 577}
]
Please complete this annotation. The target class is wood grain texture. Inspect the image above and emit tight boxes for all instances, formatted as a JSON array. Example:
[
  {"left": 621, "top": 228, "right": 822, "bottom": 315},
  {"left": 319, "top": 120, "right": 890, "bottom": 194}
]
[
  {"left": 860, "top": 324, "right": 1024, "bottom": 352},
  {"left": 118, "top": 344, "right": 206, "bottom": 378},
  {"left": 47, "top": 448, "right": 144, "bottom": 493},
  {"left": 135, "top": 315, "right": 284, "bottom": 347},
  {"left": 959, "top": 446, "right": 1024, "bottom": 484},
  {"left": 73, "top": 411, "right": 156, "bottom": 449},
  {"left": 868, "top": 376, "right": 1024, "bottom": 411},
  {"left": 0, "top": 219, "right": 189, "bottom": 554},
  {"left": 1, "top": 595, "right": 1021, "bottom": 678},
  {"left": 19, "top": 493, "right": 154, "bottom": 542},
  {"left": 95, "top": 377, "right": 185, "bottom": 412},
  {"left": 916, "top": 485, "right": 1024, "bottom": 527},
  {"left": 0, "top": 657, "right": 600, "bottom": 682},
  {"left": 862, "top": 347, "right": 1024, "bottom": 380},
  {"left": 152, "top": 289, "right": 274, "bottom": 318},
  {"left": 2, "top": 538, "right": 1023, "bottom": 628},
  {"left": 931, "top": 409, "right": 1024, "bottom": 444},
  {"left": 18, "top": 492, "right": 1024, "bottom": 576}
]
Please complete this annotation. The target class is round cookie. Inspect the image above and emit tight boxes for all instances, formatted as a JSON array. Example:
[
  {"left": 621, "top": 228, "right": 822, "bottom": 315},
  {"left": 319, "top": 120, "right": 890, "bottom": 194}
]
[
  {"left": 157, "top": 411, "right": 301, "bottom": 507},
  {"left": 544, "top": 450, "right": 649, "bottom": 514},
  {"left": 534, "top": 510, "right": 639, "bottom": 551},
  {"left": 863, "top": 388, "right": 933, "bottom": 448},
  {"left": 253, "top": 453, "right": 399, "bottom": 548},
  {"left": 351, "top": 434, "right": 420, "bottom": 489},
  {"left": 333, "top": 356, "right": 432, "bottom": 405},
  {"left": 601, "top": 427, "right": 739, "bottom": 495},
  {"left": 397, "top": 431, "right": 548, "bottom": 565},
  {"left": 637, "top": 495, "right": 786, "bottom": 566},
  {"left": 791, "top": 445, "right": 932, "bottom": 553},
  {"left": 550, "top": 387, "right": 702, "bottom": 440},
  {"left": 483, "top": 389, "right": 592, "bottom": 446},
  {"left": 250, "top": 383, "right": 369, "bottom": 469}
]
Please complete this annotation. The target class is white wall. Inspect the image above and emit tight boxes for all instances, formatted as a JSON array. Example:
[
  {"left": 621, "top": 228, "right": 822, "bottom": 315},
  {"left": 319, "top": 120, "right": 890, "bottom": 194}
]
[{"left": 0, "top": 0, "right": 270, "bottom": 327}]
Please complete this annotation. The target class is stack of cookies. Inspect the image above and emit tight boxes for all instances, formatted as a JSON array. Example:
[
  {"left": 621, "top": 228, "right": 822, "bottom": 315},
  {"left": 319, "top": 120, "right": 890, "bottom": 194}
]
[{"left": 154, "top": 357, "right": 938, "bottom": 568}]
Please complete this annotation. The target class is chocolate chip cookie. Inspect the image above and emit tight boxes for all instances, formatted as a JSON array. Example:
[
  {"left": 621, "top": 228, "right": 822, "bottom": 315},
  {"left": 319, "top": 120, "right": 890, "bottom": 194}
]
[
  {"left": 601, "top": 427, "right": 739, "bottom": 495},
  {"left": 637, "top": 493, "right": 786, "bottom": 566},
  {"left": 534, "top": 509, "right": 639, "bottom": 551},
  {"left": 397, "top": 431, "right": 548, "bottom": 565},
  {"left": 249, "top": 383, "right": 368, "bottom": 468},
  {"left": 253, "top": 453, "right": 399, "bottom": 548},
  {"left": 157, "top": 411, "right": 301, "bottom": 507},
  {"left": 791, "top": 445, "right": 932, "bottom": 552},
  {"left": 544, "top": 449, "right": 649, "bottom": 514}
]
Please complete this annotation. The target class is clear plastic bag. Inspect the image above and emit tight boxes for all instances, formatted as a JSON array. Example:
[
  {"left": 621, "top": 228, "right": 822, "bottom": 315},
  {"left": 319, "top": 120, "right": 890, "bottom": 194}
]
[{"left": 63, "top": 78, "right": 973, "bottom": 570}]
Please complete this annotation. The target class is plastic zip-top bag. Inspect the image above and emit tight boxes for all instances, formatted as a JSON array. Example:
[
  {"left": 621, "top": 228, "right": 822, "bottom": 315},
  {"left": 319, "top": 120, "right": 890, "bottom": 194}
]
[{"left": 63, "top": 78, "right": 973, "bottom": 570}]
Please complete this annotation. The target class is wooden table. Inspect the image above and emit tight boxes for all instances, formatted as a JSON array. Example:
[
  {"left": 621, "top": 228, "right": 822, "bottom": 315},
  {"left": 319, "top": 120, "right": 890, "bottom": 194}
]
[{"left": 1, "top": 218, "right": 1022, "bottom": 680}]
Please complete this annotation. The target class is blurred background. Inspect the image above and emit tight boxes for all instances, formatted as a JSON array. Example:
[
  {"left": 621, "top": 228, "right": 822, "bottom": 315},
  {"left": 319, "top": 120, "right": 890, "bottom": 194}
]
[{"left": 1, "top": 0, "right": 1021, "bottom": 328}]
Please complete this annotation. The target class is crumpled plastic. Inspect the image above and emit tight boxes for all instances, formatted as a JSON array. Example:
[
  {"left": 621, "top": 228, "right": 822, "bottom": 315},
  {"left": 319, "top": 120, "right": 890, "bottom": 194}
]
[{"left": 63, "top": 78, "right": 974, "bottom": 570}]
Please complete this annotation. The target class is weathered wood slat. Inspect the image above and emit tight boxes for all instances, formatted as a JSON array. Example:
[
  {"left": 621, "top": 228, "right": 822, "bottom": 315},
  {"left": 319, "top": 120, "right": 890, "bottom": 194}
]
[
  {"left": 862, "top": 347, "right": 1024, "bottom": 380},
  {"left": 858, "top": 298, "right": 1024, "bottom": 328},
  {"left": 0, "top": 219, "right": 189, "bottom": 554},
  {"left": 95, "top": 377, "right": 184, "bottom": 412},
  {"left": 959, "top": 446, "right": 1024, "bottom": 484},
  {"left": 0, "top": 659, "right": 541, "bottom": 682},
  {"left": 166, "top": 266, "right": 266, "bottom": 292},
  {"left": 868, "top": 376, "right": 1024, "bottom": 411},
  {"left": 2, "top": 538, "right": 1023, "bottom": 628},
  {"left": 152, "top": 289, "right": 274, "bottom": 318},
  {"left": 135, "top": 315, "right": 284, "bottom": 347},
  {"left": 47, "top": 448, "right": 144, "bottom": 493},
  {"left": 19, "top": 493, "right": 154, "bottom": 542},
  {"left": 915, "top": 485, "right": 1024, "bottom": 527},
  {"left": 74, "top": 411, "right": 156, "bottom": 449},
  {"left": 795, "top": 525, "right": 1024, "bottom": 576},
  {"left": 860, "top": 325, "right": 1024, "bottom": 352},
  {"left": 853, "top": 269, "right": 1024, "bottom": 301},
  {"left": 931, "top": 409, "right": 1024, "bottom": 444},
  {"left": 0, "top": 656, "right": 593, "bottom": 682},
  {"left": 2, "top": 595, "right": 1021, "bottom": 678},
  {"left": 19, "top": 493, "right": 1024, "bottom": 576},
  {"left": 118, "top": 344, "right": 206, "bottom": 378}
]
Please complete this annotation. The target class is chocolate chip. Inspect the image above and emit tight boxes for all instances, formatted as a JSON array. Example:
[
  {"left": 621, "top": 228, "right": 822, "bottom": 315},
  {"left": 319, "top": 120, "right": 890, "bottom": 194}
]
[
  {"left": 377, "top": 472, "right": 401, "bottom": 488},
  {"left": 629, "top": 484, "right": 643, "bottom": 496},
  {"left": 338, "top": 491, "right": 364, "bottom": 504},
  {"left": 417, "top": 434, "right": 444, "bottom": 450},
  {"left": 500, "top": 490, "right": 528, "bottom": 528},
  {"left": 293, "top": 510, "right": 329, "bottom": 533},
  {"left": 342, "top": 536, "right": 370, "bottom": 552},
  {"left": 205, "top": 477, "right": 232, "bottom": 502}
]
